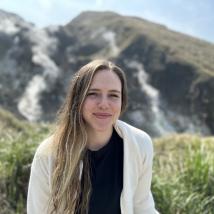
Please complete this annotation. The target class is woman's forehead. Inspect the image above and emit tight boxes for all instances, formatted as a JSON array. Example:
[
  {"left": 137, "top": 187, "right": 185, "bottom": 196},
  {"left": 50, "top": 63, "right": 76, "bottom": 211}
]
[{"left": 90, "top": 69, "right": 122, "bottom": 90}]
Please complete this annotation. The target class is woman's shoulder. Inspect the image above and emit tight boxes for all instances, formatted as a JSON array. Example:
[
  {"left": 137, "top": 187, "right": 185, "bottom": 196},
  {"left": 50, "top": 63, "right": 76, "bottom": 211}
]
[
  {"left": 115, "top": 120, "right": 152, "bottom": 140},
  {"left": 34, "top": 135, "right": 57, "bottom": 160},
  {"left": 115, "top": 120, "right": 153, "bottom": 154}
]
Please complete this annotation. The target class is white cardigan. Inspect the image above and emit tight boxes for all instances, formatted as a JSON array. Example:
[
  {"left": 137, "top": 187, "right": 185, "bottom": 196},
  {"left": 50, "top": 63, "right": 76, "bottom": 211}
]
[{"left": 27, "top": 120, "right": 159, "bottom": 214}]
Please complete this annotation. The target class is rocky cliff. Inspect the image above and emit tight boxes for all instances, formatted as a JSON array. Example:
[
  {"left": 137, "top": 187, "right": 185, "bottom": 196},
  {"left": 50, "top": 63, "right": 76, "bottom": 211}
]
[{"left": 0, "top": 9, "right": 214, "bottom": 136}]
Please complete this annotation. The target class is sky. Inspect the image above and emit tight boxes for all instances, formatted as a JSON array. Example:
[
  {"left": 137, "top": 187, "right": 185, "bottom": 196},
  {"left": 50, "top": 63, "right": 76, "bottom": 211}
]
[{"left": 0, "top": 0, "right": 213, "bottom": 43}]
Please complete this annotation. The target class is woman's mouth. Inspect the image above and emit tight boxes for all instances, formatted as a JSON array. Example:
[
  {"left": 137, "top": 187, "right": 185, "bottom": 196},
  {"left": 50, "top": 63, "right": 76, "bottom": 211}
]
[{"left": 93, "top": 113, "right": 112, "bottom": 119}]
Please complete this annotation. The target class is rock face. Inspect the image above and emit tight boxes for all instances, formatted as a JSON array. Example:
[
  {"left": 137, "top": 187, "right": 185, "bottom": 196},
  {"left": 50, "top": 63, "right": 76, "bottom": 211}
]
[{"left": 0, "top": 9, "right": 214, "bottom": 136}]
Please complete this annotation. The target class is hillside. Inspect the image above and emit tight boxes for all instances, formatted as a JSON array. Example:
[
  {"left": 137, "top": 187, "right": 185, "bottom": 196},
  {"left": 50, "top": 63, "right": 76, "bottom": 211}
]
[
  {"left": 0, "top": 9, "right": 214, "bottom": 136},
  {"left": 68, "top": 11, "right": 214, "bottom": 76}
]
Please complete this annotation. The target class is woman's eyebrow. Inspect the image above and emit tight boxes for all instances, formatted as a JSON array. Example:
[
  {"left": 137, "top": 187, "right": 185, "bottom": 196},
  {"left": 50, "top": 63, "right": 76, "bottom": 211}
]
[
  {"left": 109, "top": 90, "right": 121, "bottom": 94},
  {"left": 88, "top": 88, "right": 121, "bottom": 93}
]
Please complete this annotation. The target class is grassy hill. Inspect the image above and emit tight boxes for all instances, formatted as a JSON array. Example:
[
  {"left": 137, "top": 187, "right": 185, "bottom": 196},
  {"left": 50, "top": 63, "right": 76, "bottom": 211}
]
[
  {"left": 69, "top": 11, "right": 214, "bottom": 77},
  {"left": 0, "top": 107, "right": 214, "bottom": 213}
]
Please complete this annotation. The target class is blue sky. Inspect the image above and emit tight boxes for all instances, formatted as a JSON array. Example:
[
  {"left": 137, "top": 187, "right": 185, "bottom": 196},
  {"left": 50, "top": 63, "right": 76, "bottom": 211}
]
[{"left": 0, "top": 0, "right": 213, "bottom": 43}]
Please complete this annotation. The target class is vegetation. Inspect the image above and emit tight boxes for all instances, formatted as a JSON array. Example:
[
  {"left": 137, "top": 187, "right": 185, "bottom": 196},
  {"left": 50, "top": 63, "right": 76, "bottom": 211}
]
[
  {"left": 153, "top": 134, "right": 214, "bottom": 214},
  {"left": 0, "top": 108, "right": 50, "bottom": 214},
  {"left": 0, "top": 107, "right": 214, "bottom": 213}
]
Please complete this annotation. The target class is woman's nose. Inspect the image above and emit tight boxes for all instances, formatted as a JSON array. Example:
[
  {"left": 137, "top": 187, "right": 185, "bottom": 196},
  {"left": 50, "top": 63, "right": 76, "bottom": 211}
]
[{"left": 97, "top": 96, "right": 109, "bottom": 109}]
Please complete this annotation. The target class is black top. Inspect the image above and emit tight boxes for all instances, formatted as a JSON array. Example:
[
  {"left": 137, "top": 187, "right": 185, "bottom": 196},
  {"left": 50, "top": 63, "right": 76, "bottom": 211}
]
[{"left": 81, "top": 128, "right": 124, "bottom": 214}]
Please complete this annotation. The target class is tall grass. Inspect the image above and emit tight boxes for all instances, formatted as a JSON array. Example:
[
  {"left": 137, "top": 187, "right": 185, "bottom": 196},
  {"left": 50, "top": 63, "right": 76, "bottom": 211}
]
[
  {"left": 0, "top": 108, "right": 50, "bottom": 214},
  {"left": 153, "top": 135, "right": 214, "bottom": 214},
  {"left": 1, "top": 136, "right": 42, "bottom": 214}
]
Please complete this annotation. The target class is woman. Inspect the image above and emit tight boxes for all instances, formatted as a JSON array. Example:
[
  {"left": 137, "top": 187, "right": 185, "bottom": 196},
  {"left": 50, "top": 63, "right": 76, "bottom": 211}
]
[{"left": 27, "top": 59, "right": 159, "bottom": 214}]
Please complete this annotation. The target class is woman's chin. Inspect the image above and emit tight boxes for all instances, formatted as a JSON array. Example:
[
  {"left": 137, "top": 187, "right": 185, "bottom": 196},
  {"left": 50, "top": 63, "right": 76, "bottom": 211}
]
[{"left": 90, "top": 122, "right": 113, "bottom": 133}]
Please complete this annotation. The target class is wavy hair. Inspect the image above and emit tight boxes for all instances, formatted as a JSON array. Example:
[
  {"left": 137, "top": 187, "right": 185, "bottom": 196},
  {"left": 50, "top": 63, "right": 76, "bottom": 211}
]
[{"left": 50, "top": 59, "right": 128, "bottom": 213}]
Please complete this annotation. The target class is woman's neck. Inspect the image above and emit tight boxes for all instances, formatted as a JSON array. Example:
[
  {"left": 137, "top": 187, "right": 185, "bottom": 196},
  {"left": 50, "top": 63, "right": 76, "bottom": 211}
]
[{"left": 87, "top": 127, "right": 113, "bottom": 151}]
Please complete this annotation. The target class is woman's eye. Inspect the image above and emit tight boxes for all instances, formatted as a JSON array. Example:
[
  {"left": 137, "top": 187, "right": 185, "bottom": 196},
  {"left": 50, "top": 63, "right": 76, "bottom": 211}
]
[
  {"left": 110, "top": 94, "right": 119, "bottom": 98},
  {"left": 87, "top": 92, "right": 97, "bottom": 96}
]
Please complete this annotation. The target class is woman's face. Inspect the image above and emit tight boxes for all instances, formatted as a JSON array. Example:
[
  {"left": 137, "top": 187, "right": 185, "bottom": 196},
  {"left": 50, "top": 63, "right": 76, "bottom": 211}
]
[{"left": 82, "top": 69, "right": 122, "bottom": 134}]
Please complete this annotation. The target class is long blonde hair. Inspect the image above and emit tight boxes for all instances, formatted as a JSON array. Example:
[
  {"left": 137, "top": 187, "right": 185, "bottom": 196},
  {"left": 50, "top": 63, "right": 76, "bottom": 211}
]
[{"left": 50, "top": 59, "right": 128, "bottom": 213}]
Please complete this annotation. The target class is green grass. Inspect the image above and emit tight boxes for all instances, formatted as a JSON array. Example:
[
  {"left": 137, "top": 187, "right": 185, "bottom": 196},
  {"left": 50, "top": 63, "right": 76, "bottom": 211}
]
[
  {"left": 1, "top": 108, "right": 214, "bottom": 213},
  {"left": 153, "top": 134, "right": 214, "bottom": 214},
  {"left": 0, "top": 108, "right": 50, "bottom": 214}
]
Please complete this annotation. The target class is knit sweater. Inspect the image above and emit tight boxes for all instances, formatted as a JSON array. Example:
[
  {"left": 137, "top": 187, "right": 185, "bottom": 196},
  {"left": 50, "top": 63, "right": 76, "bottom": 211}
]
[{"left": 27, "top": 120, "right": 159, "bottom": 214}]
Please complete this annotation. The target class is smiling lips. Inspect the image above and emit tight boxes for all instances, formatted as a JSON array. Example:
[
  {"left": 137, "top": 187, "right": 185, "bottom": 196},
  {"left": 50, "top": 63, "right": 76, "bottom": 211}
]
[{"left": 93, "top": 113, "right": 112, "bottom": 119}]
